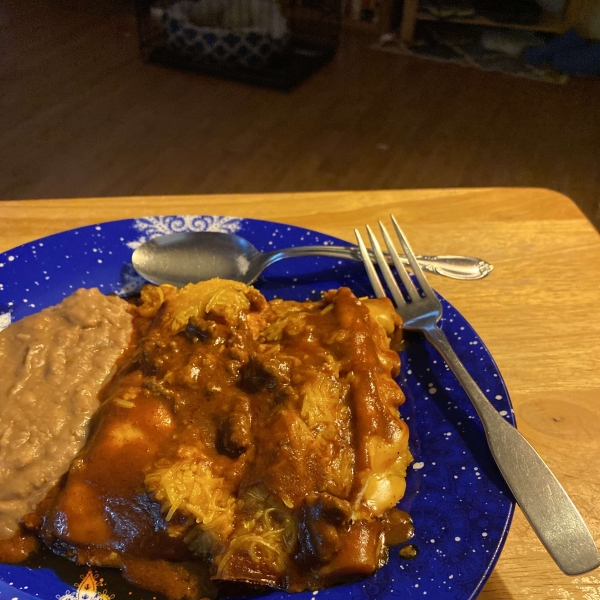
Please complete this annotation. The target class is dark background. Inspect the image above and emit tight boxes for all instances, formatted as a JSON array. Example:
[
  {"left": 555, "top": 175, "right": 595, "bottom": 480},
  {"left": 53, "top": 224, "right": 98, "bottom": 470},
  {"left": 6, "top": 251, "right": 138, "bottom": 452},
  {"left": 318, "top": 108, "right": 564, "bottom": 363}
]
[{"left": 1, "top": 0, "right": 599, "bottom": 228}]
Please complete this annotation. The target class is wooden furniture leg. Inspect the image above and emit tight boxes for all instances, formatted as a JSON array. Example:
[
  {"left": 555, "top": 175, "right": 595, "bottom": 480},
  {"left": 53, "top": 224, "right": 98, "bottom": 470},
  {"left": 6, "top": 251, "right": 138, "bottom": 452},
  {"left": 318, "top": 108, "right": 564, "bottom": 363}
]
[
  {"left": 378, "top": 0, "right": 394, "bottom": 35},
  {"left": 400, "top": 0, "right": 419, "bottom": 43}
]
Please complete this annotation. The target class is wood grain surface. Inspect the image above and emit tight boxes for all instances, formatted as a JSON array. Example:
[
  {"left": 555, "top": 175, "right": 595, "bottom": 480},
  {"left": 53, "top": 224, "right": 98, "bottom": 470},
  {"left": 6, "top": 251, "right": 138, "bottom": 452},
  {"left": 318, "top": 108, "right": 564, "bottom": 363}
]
[{"left": 1, "top": 187, "right": 599, "bottom": 598}]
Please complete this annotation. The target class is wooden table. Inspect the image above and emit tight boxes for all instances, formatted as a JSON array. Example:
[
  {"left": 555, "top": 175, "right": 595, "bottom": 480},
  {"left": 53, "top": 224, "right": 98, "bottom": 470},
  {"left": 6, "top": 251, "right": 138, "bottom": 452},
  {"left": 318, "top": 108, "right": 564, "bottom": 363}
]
[{"left": 1, "top": 188, "right": 599, "bottom": 598}]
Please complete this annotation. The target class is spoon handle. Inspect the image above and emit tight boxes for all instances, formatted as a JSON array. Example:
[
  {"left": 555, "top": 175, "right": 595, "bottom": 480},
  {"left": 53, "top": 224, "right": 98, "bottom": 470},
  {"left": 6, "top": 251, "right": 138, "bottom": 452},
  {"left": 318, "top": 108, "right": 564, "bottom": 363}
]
[{"left": 263, "top": 246, "right": 493, "bottom": 281}]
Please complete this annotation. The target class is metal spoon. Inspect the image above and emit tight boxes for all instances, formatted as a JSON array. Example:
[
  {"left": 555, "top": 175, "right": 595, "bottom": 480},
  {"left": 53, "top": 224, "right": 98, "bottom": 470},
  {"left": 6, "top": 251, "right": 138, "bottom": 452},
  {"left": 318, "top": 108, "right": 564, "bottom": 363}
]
[{"left": 131, "top": 232, "right": 493, "bottom": 287}]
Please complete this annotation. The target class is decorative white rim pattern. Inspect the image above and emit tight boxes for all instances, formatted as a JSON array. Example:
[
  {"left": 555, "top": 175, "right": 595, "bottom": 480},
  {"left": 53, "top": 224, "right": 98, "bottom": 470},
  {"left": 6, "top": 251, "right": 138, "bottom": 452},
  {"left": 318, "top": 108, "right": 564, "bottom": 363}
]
[
  {"left": 0, "top": 313, "right": 10, "bottom": 332},
  {"left": 126, "top": 215, "right": 242, "bottom": 250}
]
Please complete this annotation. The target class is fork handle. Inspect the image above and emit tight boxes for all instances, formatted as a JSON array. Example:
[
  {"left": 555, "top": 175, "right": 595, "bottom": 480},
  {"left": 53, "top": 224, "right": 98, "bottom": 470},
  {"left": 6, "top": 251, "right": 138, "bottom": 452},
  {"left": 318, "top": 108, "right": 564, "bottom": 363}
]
[{"left": 423, "top": 323, "right": 600, "bottom": 576}]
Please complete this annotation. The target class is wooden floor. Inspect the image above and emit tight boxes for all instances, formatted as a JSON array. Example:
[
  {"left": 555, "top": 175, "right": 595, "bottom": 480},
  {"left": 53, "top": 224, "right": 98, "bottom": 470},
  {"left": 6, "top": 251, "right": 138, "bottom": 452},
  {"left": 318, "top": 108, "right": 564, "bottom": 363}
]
[{"left": 1, "top": 0, "right": 599, "bottom": 228}]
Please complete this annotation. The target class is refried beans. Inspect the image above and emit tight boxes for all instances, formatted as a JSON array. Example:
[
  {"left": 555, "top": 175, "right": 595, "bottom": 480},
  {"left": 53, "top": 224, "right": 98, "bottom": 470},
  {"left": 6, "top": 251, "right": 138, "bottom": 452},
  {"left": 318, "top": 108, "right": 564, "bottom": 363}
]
[{"left": 0, "top": 288, "right": 134, "bottom": 540}]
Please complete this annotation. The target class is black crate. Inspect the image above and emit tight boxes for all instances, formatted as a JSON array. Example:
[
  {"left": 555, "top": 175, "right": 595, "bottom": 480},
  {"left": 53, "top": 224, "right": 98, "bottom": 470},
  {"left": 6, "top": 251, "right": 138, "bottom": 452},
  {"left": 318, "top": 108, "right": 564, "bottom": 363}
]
[{"left": 134, "top": 0, "right": 343, "bottom": 90}]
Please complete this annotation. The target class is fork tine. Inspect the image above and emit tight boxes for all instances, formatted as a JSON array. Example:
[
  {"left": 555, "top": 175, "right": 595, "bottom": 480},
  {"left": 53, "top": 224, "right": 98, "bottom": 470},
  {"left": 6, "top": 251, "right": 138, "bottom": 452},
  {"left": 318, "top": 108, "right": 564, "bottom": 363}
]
[
  {"left": 390, "top": 215, "right": 436, "bottom": 298},
  {"left": 378, "top": 221, "right": 420, "bottom": 302},
  {"left": 365, "top": 225, "right": 406, "bottom": 307},
  {"left": 354, "top": 229, "right": 386, "bottom": 299}
]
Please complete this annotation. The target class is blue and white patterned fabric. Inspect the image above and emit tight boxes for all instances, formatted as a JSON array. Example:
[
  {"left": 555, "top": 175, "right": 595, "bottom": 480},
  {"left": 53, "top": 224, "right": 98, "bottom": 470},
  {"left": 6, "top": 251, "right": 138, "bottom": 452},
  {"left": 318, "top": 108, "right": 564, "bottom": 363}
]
[{"left": 162, "top": 0, "right": 289, "bottom": 66}]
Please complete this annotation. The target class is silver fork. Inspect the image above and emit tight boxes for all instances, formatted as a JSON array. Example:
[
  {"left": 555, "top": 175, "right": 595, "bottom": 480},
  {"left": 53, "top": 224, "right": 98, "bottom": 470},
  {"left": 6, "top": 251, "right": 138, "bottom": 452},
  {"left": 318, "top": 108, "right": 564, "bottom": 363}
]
[{"left": 355, "top": 216, "right": 600, "bottom": 577}]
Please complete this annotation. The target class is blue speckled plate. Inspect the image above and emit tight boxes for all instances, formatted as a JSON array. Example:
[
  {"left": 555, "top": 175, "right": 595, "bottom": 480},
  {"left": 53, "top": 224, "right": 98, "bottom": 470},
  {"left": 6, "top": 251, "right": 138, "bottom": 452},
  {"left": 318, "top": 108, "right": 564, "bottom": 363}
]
[{"left": 0, "top": 216, "right": 515, "bottom": 600}]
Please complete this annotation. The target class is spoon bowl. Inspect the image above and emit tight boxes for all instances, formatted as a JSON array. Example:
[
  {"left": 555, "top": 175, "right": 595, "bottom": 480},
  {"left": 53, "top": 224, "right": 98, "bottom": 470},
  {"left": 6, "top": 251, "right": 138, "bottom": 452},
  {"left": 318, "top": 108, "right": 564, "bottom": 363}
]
[{"left": 132, "top": 232, "right": 266, "bottom": 287}]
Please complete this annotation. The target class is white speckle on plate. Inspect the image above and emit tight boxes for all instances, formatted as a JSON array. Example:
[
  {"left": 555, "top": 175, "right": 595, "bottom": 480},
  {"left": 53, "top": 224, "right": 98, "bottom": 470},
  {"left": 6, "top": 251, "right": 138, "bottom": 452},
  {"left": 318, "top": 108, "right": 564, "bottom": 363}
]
[{"left": 413, "top": 462, "right": 425, "bottom": 470}]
